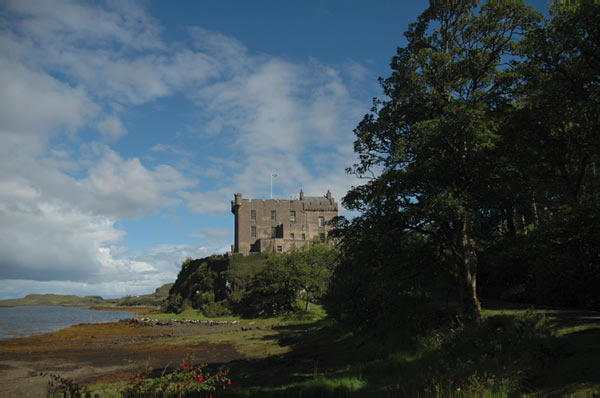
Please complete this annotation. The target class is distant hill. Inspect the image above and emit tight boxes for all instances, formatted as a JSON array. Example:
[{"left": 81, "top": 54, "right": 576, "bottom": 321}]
[
  {"left": 110, "top": 283, "right": 174, "bottom": 307},
  {"left": 0, "top": 283, "right": 175, "bottom": 307},
  {"left": 0, "top": 294, "right": 109, "bottom": 307}
]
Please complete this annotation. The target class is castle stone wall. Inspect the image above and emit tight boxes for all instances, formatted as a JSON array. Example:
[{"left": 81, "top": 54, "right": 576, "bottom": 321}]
[{"left": 231, "top": 190, "right": 338, "bottom": 254}]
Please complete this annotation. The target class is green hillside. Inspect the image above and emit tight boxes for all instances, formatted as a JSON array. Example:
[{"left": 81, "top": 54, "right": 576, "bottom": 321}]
[
  {"left": 110, "top": 283, "right": 174, "bottom": 307},
  {"left": 0, "top": 283, "right": 175, "bottom": 307},
  {"left": 0, "top": 294, "right": 109, "bottom": 307}
]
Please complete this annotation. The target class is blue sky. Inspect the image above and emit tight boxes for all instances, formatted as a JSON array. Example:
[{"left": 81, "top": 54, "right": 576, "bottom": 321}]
[{"left": 0, "top": 0, "right": 549, "bottom": 299}]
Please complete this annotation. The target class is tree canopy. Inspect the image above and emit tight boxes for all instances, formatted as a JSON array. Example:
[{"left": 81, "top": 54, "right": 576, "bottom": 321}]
[{"left": 329, "top": 0, "right": 600, "bottom": 327}]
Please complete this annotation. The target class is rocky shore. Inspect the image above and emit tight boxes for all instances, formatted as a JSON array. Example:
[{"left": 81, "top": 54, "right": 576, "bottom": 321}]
[
  {"left": 0, "top": 320, "right": 244, "bottom": 397},
  {"left": 128, "top": 317, "right": 239, "bottom": 326}
]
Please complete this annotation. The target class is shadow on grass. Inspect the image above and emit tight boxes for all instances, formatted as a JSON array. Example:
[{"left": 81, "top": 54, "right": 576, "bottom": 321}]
[
  {"left": 222, "top": 320, "right": 383, "bottom": 395},
  {"left": 220, "top": 309, "right": 600, "bottom": 398}
]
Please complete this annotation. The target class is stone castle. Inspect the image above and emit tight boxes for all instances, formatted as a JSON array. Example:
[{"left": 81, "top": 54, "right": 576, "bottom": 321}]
[{"left": 231, "top": 190, "right": 338, "bottom": 254}]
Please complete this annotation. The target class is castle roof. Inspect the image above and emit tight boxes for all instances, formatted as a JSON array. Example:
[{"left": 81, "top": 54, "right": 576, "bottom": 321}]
[{"left": 302, "top": 196, "right": 333, "bottom": 205}]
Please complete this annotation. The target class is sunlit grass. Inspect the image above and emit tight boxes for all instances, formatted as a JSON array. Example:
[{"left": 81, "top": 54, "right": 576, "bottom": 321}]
[
  {"left": 84, "top": 301, "right": 600, "bottom": 398},
  {"left": 146, "top": 303, "right": 327, "bottom": 325},
  {"left": 155, "top": 327, "right": 291, "bottom": 358}
]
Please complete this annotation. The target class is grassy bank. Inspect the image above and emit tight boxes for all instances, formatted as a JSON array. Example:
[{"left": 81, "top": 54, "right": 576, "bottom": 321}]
[{"left": 80, "top": 303, "right": 600, "bottom": 397}]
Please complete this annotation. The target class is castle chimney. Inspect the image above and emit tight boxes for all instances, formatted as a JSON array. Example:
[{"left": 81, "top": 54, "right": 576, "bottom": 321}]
[
  {"left": 326, "top": 190, "right": 332, "bottom": 201},
  {"left": 299, "top": 189, "right": 304, "bottom": 200}
]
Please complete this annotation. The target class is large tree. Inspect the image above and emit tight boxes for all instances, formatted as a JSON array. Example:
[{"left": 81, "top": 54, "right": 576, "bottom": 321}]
[{"left": 344, "top": 1, "right": 539, "bottom": 324}]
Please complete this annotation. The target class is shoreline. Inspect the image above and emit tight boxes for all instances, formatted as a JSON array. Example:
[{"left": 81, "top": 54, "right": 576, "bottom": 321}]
[
  {"left": 0, "top": 306, "right": 151, "bottom": 343},
  {"left": 89, "top": 305, "right": 158, "bottom": 315},
  {"left": 0, "top": 320, "right": 243, "bottom": 396}
]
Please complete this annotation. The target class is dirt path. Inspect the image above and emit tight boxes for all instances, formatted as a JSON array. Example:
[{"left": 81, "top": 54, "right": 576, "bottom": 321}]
[{"left": 0, "top": 321, "right": 245, "bottom": 397}]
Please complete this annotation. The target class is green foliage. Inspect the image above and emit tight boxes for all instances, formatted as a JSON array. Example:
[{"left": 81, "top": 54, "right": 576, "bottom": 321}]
[
  {"left": 340, "top": 0, "right": 541, "bottom": 325},
  {"left": 161, "top": 255, "right": 232, "bottom": 314},
  {"left": 326, "top": 217, "right": 455, "bottom": 338},
  {"left": 237, "top": 243, "right": 338, "bottom": 317},
  {"left": 480, "top": 203, "right": 600, "bottom": 310},
  {"left": 332, "top": 0, "right": 600, "bottom": 337},
  {"left": 121, "top": 355, "right": 231, "bottom": 397},
  {"left": 160, "top": 293, "right": 183, "bottom": 314},
  {"left": 42, "top": 372, "right": 87, "bottom": 396},
  {"left": 201, "top": 300, "right": 232, "bottom": 318},
  {"left": 410, "top": 311, "right": 557, "bottom": 395},
  {"left": 161, "top": 245, "right": 337, "bottom": 317},
  {"left": 477, "top": 1, "right": 600, "bottom": 310}
]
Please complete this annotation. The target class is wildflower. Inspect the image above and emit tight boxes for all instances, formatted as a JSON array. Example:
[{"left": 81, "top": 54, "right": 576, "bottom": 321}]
[{"left": 228, "top": 380, "right": 231, "bottom": 385}]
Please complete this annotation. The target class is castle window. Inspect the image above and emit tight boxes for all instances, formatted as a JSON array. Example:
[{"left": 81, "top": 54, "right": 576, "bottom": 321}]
[
  {"left": 251, "top": 226, "right": 256, "bottom": 238},
  {"left": 271, "top": 227, "right": 277, "bottom": 238},
  {"left": 290, "top": 233, "right": 295, "bottom": 240},
  {"left": 320, "top": 233, "right": 325, "bottom": 242},
  {"left": 290, "top": 210, "right": 296, "bottom": 222},
  {"left": 318, "top": 216, "right": 325, "bottom": 227},
  {"left": 277, "top": 246, "right": 282, "bottom": 252},
  {"left": 302, "top": 233, "right": 306, "bottom": 240},
  {"left": 250, "top": 210, "right": 256, "bottom": 221},
  {"left": 271, "top": 210, "right": 276, "bottom": 220}
]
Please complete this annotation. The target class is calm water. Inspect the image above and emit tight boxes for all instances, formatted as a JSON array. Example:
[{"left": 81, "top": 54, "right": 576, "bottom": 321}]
[{"left": 0, "top": 306, "right": 133, "bottom": 340}]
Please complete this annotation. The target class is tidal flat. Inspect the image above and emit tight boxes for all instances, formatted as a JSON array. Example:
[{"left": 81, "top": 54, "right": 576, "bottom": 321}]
[{"left": 0, "top": 320, "right": 247, "bottom": 396}]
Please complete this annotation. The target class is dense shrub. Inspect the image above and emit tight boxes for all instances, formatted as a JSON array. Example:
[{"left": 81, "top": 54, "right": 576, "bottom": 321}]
[
  {"left": 412, "top": 311, "right": 558, "bottom": 394},
  {"left": 479, "top": 204, "right": 600, "bottom": 311},
  {"left": 162, "top": 244, "right": 337, "bottom": 318}
]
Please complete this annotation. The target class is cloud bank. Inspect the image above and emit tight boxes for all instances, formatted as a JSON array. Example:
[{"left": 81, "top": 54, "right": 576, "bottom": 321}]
[{"left": 0, "top": 0, "right": 368, "bottom": 299}]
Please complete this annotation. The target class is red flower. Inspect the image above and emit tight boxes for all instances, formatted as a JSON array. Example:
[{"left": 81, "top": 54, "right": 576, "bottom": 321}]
[{"left": 228, "top": 380, "right": 231, "bottom": 385}]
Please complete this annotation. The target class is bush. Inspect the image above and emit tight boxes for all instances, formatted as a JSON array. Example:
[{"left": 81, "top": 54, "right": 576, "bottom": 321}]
[
  {"left": 160, "top": 293, "right": 182, "bottom": 314},
  {"left": 414, "top": 311, "right": 557, "bottom": 394},
  {"left": 121, "top": 355, "right": 232, "bottom": 397},
  {"left": 201, "top": 300, "right": 232, "bottom": 317}
]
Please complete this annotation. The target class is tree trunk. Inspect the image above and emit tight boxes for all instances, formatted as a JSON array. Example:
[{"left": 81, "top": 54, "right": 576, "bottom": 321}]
[
  {"left": 305, "top": 299, "right": 310, "bottom": 312},
  {"left": 505, "top": 205, "right": 517, "bottom": 240},
  {"left": 457, "top": 221, "right": 482, "bottom": 325}
]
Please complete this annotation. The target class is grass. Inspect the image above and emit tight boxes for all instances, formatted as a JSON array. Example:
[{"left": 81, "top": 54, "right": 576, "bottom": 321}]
[
  {"left": 85, "top": 302, "right": 600, "bottom": 398},
  {"left": 158, "top": 327, "right": 291, "bottom": 358},
  {"left": 146, "top": 302, "right": 327, "bottom": 325}
]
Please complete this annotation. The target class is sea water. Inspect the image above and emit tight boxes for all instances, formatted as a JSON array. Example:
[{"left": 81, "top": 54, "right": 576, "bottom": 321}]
[{"left": 0, "top": 306, "right": 133, "bottom": 340}]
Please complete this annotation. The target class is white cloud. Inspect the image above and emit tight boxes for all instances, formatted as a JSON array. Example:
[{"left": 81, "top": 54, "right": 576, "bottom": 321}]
[
  {"left": 0, "top": 0, "right": 370, "bottom": 300},
  {"left": 73, "top": 145, "right": 195, "bottom": 218},
  {"left": 0, "top": 189, "right": 122, "bottom": 282},
  {"left": 0, "top": 240, "right": 227, "bottom": 299},
  {"left": 4, "top": 0, "right": 164, "bottom": 52},
  {"left": 96, "top": 115, "right": 127, "bottom": 141},
  {"left": 0, "top": 59, "right": 98, "bottom": 135},
  {"left": 186, "top": 52, "right": 365, "bottom": 215}
]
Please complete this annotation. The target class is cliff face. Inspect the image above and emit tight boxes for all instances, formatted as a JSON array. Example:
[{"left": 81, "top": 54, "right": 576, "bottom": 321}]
[{"left": 161, "top": 254, "right": 269, "bottom": 315}]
